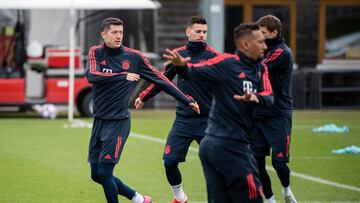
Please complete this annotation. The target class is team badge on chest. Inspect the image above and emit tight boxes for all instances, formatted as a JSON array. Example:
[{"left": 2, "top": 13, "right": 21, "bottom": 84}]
[
  {"left": 239, "top": 72, "right": 246, "bottom": 79},
  {"left": 121, "top": 60, "right": 131, "bottom": 70}
]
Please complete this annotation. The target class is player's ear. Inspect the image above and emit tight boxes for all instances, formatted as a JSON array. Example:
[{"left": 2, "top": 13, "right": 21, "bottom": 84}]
[
  {"left": 271, "top": 29, "right": 278, "bottom": 38},
  {"left": 185, "top": 27, "right": 190, "bottom": 37},
  {"left": 239, "top": 40, "right": 249, "bottom": 50},
  {"left": 101, "top": 31, "right": 106, "bottom": 39}
]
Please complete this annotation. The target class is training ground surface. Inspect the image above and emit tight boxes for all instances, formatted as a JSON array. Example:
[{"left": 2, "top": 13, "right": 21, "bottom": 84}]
[{"left": 0, "top": 110, "right": 359, "bottom": 203}]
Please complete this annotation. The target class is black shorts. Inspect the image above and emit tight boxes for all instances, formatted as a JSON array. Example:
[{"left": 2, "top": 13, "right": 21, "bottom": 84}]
[
  {"left": 251, "top": 116, "right": 292, "bottom": 162},
  {"left": 88, "top": 118, "right": 131, "bottom": 164},
  {"left": 163, "top": 116, "right": 207, "bottom": 162},
  {"left": 199, "top": 135, "right": 263, "bottom": 203}
]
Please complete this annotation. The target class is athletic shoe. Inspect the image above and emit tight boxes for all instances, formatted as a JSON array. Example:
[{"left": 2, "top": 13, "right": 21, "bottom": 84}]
[
  {"left": 171, "top": 194, "right": 187, "bottom": 203},
  {"left": 282, "top": 189, "right": 297, "bottom": 203},
  {"left": 143, "top": 195, "right": 152, "bottom": 203},
  {"left": 284, "top": 195, "right": 297, "bottom": 203}
]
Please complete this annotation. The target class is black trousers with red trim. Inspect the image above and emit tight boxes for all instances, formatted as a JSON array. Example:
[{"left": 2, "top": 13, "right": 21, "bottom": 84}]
[
  {"left": 199, "top": 135, "right": 263, "bottom": 203},
  {"left": 88, "top": 117, "right": 130, "bottom": 164}
]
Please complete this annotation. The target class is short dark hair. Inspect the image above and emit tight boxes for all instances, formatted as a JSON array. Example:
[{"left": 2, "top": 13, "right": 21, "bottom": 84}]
[
  {"left": 187, "top": 15, "right": 207, "bottom": 27},
  {"left": 101, "top": 17, "right": 123, "bottom": 32},
  {"left": 233, "top": 23, "right": 260, "bottom": 42},
  {"left": 256, "top": 15, "right": 282, "bottom": 37}
]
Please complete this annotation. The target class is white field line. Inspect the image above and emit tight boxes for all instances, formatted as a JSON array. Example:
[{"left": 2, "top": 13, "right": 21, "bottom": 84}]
[
  {"left": 291, "top": 156, "right": 338, "bottom": 160},
  {"left": 301, "top": 201, "right": 360, "bottom": 203},
  {"left": 268, "top": 166, "right": 360, "bottom": 193},
  {"left": 130, "top": 132, "right": 360, "bottom": 193},
  {"left": 130, "top": 132, "right": 199, "bottom": 152}
]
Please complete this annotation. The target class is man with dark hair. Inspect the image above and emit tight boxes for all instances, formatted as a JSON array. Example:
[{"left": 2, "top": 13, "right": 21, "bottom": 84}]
[
  {"left": 254, "top": 15, "right": 297, "bottom": 203},
  {"left": 134, "top": 15, "right": 219, "bottom": 203},
  {"left": 163, "top": 23, "right": 273, "bottom": 202},
  {"left": 86, "top": 17, "right": 199, "bottom": 203}
]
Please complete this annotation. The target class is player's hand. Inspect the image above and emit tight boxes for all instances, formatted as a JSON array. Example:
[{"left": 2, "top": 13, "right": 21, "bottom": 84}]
[
  {"left": 163, "top": 49, "right": 191, "bottom": 66},
  {"left": 126, "top": 73, "right": 140, "bottom": 81},
  {"left": 233, "top": 90, "right": 259, "bottom": 103},
  {"left": 134, "top": 97, "right": 144, "bottom": 109},
  {"left": 163, "top": 60, "right": 172, "bottom": 67},
  {"left": 189, "top": 102, "right": 200, "bottom": 114}
]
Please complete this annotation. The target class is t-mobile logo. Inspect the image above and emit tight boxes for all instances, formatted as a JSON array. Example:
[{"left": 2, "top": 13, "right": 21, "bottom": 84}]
[
  {"left": 243, "top": 80, "right": 253, "bottom": 92},
  {"left": 102, "top": 68, "right": 112, "bottom": 73},
  {"left": 243, "top": 81, "right": 258, "bottom": 93}
]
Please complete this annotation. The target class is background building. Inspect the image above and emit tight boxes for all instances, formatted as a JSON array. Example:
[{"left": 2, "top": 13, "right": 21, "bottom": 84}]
[
  {"left": 152, "top": 0, "right": 360, "bottom": 109},
  {"left": 0, "top": 0, "right": 359, "bottom": 112}
]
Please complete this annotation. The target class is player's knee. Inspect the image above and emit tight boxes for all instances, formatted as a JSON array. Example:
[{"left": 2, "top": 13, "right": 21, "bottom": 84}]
[
  {"left": 90, "top": 164, "right": 101, "bottom": 184},
  {"left": 164, "top": 157, "right": 179, "bottom": 169},
  {"left": 271, "top": 159, "right": 288, "bottom": 172},
  {"left": 91, "top": 172, "right": 101, "bottom": 184},
  {"left": 97, "top": 167, "right": 113, "bottom": 182}
]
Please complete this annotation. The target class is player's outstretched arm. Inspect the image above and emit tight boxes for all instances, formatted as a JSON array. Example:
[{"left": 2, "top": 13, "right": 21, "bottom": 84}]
[
  {"left": 137, "top": 51, "right": 200, "bottom": 114},
  {"left": 138, "top": 62, "right": 178, "bottom": 103},
  {"left": 163, "top": 49, "right": 191, "bottom": 66}
]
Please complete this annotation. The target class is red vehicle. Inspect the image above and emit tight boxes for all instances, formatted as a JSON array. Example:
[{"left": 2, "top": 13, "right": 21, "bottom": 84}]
[
  {"left": 0, "top": 46, "right": 93, "bottom": 117},
  {"left": 0, "top": 2, "right": 159, "bottom": 117}
]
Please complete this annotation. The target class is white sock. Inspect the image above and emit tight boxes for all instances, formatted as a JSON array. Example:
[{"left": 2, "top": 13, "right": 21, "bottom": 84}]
[
  {"left": 282, "top": 186, "right": 293, "bottom": 197},
  {"left": 131, "top": 192, "right": 144, "bottom": 203},
  {"left": 171, "top": 183, "right": 185, "bottom": 202},
  {"left": 266, "top": 195, "right": 276, "bottom": 203}
]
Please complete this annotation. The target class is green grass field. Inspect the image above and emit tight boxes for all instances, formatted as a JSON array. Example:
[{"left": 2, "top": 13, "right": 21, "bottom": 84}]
[{"left": 0, "top": 110, "right": 359, "bottom": 203}]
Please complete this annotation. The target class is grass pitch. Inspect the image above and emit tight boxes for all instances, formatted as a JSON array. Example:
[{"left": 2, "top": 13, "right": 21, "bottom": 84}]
[{"left": 0, "top": 110, "right": 359, "bottom": 202}]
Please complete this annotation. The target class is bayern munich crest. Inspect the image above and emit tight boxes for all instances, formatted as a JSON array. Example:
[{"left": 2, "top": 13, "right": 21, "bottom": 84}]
[{"left": 121, "top": 60, "right": 131, "bottom": 70}]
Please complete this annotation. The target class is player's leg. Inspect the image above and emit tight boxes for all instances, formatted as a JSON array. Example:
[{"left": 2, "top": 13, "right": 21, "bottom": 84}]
[
  {"left": 251, "top": 119, "right": 275, "bottom": 202},
  {"left": 199, "top": 137, "right": 230, "bottom": 202},
  {"left": 90, "top": 162, "right": 101, "bottom": 184},
  {"left": 88, "top": 118, "right": 103, "bottom": 185},
  {"left": 271, "top": 159, "right": 295, "bottom": 202},
  {"left": 96, "top": 162, "right": 152, "bottom": 203},
  {"left": 271, "top": 158, "right": 296, "bottom": 203},
  {"left": 99, "top": 119, "right": 152, "bottom": 203},
  {"left": 112, "top": 176, "right": 135, "bottom": 197},
  {"left": 268, "top": 116, "right": 297, "bottom": 203},
  {"left": 163, "top": 116, "right": 205, "bottom": 203},
  {"left": 225, "top": 143, "right": 263, "bottom": 203},
  {"left": 272, "top": 159, "right": 290, "bottom": 190},
  {"left": 229, "top": 174, "right": 263, "bottom": 203},
  {"left": 163, "top": 135, "right": 192, "bottom": 202},
  {"left": 90, "top": 162, "right": 140, "bottom": 202},
  {"left": 97, "top": 162, "right": 121, "bottom": 203},
  {"left": 255, "top": 156, "right": 275, "bottom": 202},
  {"left": 164, "top": 157, "right": 187, "bottom": 203}
]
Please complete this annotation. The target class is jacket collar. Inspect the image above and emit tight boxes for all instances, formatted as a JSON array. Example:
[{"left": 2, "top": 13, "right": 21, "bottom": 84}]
[
  {"left": 104, "top": 44, "right": 124, "bottom": 54},
  {"left": 265, "top": 37, "right": 284, "bottom": 50},
  {"left": 236, "top": 50, "right": 259, "bottom": 68},
  {"left": 186, "top": 41, "right": 207, "bottom": 53}
]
